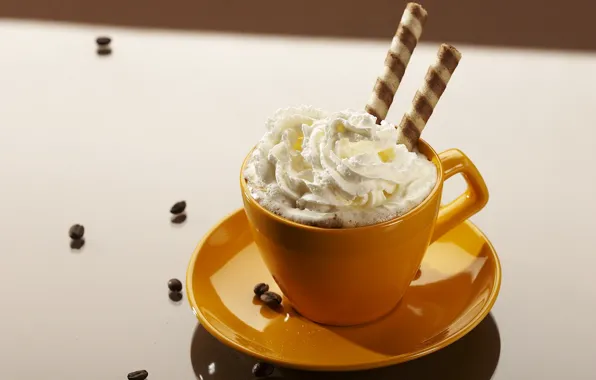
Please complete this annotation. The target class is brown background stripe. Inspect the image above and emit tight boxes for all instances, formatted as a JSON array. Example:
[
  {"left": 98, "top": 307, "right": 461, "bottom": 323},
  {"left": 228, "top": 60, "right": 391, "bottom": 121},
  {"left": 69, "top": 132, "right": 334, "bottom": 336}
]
[
  {"left": 424, "top": 69, "right": 447, "bottom": 97},
  {"left": 438, "top": 46, "right": 461, "bottom": 74},
  {"left": 396, "top": 25, "right": 418, "bottom": 53},
  {"left": 412, "top": 92, "right": 434, "bottom": 122},
  {"left": 1, "top": 0, "right": 594, "bottom": 53},
  {"left": 399, "top": 116, "right": 421, "bottom": 142},
  {"left": 373, "top": 80, "right": 395, "bottom": 107},
  {"left": 385, "top": 53, "right": 407, "bottom": 80}
]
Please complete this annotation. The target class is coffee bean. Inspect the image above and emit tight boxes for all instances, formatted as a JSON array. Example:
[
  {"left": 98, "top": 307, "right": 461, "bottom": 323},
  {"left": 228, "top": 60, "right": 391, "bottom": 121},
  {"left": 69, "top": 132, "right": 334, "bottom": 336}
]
[
  {"left": 168, "top": 278, "right": 183, "bottom": 292},
  {"left": 253, "top": 283, "right": 269, "bottom": 296},
  {"left": 260, "top": 291, "right": 282, "bottom": 307},
  {"left": 127, "top": 370, "right": 148, "bottom": 380},
  {"left": 69, "top": 224, "right": 85, "bottom": 240},
  {"left": 170, "top": 201, "right": 187, "bottom": 214},
  {"left": 96, "top": 36, "right": 111, "bottom": 46},
  {"left": 171, "top": 213, "right": 187, "bottom": 224},
  {"left": 97, "top": 47, "right": 112, "bottom": 56},
  {"left": 252, "top": 362, "right": 275, "bottom": 378}
]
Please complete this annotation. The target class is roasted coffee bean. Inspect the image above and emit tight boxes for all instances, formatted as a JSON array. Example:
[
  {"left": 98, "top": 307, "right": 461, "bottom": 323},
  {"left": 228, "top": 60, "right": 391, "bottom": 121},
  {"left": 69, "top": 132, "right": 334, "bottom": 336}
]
[
  {"left": 260, "top": 291, "right": 282, "bottom": 307},
  {"left": 96, "top": 36, "right": 111, "bottom": 46},
  {"left": 170, "top": 201, "right": 187, "bottom": 214},
  {"left": 252, "top": 362, "right": 275, "bottom": 378},
  {"left": 253, "top": 283, "right": 269, "bottom": 296},
  {"left": 69, "top": 224, "right": 85, "bottom": 240},
  {"left": 171, "top": 213, "right": 187, "bottom": 224},
  {"left": 97, "top": 47, "right": 112, "bottom": 56},
  {"left": 127, "top": 370, "right": 148, "bottom": 380},
  {"left": 168, "top": 278, "right": 183, "bottom": 292}
]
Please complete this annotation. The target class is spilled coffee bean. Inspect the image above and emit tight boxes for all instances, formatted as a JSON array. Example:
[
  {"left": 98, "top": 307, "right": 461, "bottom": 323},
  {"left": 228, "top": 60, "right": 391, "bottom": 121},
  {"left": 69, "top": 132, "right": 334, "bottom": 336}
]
[
  {"left": 69, "top": 224, "right": 85, "bottom": 240},
  {"left": 168, "top": 278, "right": 183, "bottom": 292},
  {"left": 170, "top": 201, "right": 187, "bottom": 214},
  {"left": 253, "top": 283, "right": 269, "bottom": 296},
  {"left": 96, "top": 36, "right": 111, "bottom": 46},
  {"left": 127, "top": 369, "right": 148, "bottom": 380},
  {"left": 171, "top": 213, "right": 187, "bottom": 224},
  {"left": 168, "top": 278, "right": 183, "bottom": 302},
  {"left": 260, "top": 291, "right": 282, "bottom": 307},
  {"left": 252, "top": 362, "right": 275, "bottom": 378}
]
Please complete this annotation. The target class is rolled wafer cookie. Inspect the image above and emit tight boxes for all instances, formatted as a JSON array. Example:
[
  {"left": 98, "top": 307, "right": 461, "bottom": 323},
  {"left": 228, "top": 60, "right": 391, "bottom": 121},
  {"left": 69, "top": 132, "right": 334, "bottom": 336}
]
[
  {"left": 365, "top": 3, "right": 428, "bottom": 123},
  {"left": 396, "top": 44, "right": 462, "bottom": 151}
]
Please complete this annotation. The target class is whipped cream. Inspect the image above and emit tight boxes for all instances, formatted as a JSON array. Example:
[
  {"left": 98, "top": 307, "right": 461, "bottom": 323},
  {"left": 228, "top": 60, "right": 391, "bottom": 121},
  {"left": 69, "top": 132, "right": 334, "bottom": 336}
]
[{"left": 243, "top": 107, "right": 438, "bottom": 228}]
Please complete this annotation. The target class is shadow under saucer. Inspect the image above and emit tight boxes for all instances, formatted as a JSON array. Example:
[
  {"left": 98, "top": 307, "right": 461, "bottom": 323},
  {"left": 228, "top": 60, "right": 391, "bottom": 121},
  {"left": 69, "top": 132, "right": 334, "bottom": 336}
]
[{"left": 190, "top": 313, "right": 501, "bottom": 380}]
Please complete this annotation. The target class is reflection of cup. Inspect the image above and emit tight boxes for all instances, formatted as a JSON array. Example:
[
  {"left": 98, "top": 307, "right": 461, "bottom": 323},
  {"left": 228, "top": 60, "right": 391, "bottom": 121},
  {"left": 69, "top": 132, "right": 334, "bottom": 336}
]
[{"left": 241, "top": 140, "right": 489, "bottom": 326}]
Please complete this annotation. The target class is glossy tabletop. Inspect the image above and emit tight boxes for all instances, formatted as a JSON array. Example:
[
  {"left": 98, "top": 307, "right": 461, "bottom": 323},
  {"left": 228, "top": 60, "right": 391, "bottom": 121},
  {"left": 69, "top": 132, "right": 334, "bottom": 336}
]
[{"left": 0, "top": 20, "right": 595, "bottom": 380}]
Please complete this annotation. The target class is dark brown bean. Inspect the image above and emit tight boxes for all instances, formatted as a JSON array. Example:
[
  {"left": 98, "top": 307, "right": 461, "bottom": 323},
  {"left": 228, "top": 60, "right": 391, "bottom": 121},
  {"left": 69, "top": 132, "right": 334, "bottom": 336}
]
[
  {"left": 170, "top": 201, "right": 187, "bottom": 214},
  {"left": 252, "top": 362, "right": 275, "bottom": 377},
  {"left": 260, "top": 291, "right": 282, "bottom": 307},
  {"left": 168, "top": 278, "right": 183, "bottom": 292},
  {"left": 127, "top": 370, "right": 148, "bottom": 380},
  {"left": 96, "top": 36, "right": 111, "bottom": 46},
  {"left": 69, "top": 224, "right": 85, "bottom": 240},
  {"left": 253, "top": 283, "right": 269, "bottom": 296}
]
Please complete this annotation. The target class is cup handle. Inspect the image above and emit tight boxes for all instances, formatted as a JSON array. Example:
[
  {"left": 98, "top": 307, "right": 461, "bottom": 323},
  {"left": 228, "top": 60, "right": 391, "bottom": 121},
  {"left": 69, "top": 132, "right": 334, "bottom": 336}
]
[{"left": 430, "top": 149, "right": 489, "bottom": 243}]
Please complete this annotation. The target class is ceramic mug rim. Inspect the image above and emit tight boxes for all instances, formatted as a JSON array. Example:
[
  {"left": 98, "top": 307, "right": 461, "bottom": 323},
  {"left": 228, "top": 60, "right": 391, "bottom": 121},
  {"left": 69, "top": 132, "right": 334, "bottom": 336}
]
[{"left": 240, "top": 139, "right": 444, "bottom": 233}]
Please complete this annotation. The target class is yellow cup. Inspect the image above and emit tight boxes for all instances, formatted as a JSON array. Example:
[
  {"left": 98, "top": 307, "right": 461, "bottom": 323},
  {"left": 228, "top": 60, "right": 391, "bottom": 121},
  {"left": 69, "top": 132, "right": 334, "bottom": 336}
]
[{"left": 241, "top": 140, "right": 489, "bottom": 326}]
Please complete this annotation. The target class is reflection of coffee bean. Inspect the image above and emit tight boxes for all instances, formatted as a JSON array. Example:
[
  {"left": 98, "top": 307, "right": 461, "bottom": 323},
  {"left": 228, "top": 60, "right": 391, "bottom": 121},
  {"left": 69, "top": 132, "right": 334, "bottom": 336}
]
[
  {"left": 170, "top": 201, "right": 187, "bottom": 214},
  {"left": 413, "top": 268, "right": 422, "bottom": 281},
  {"left": 97, "top": 47, "right": 112, "bottom": 56},
  {"left": 260, "top": 291, "right": 282, "bottom": 307},
  {"left": 168, "top": 291, "right": 183, "bottom": 302},
  {"left": 127, "top": 370, "right": 148, "bottom": 380},
  {"left": 70, "top": 239, "right": 85, "bottom": 250},
  {"left": 96, "top": 36, "right": 111, "bottom": 46},
  {"left": 252, "top": 362, "right": 274, "bottom": 378},
  {"left": 171, "top": 213, "right": 187, "bottom": 224},
  {"left": 69, "top": 224, "right": 85, "bottom": 240},
  {"left": 253, "top": 283, "right": 269, "bottom": 296},
  {"left": 168, "top": 278, "right": 183, "bottom": 292}
]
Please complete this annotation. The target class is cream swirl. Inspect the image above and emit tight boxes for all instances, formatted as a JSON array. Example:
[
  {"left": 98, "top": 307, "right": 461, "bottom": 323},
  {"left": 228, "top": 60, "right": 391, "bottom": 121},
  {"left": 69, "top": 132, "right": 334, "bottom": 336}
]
[{"left": 243, "top": 107, "right": 437, "bottom": 228}]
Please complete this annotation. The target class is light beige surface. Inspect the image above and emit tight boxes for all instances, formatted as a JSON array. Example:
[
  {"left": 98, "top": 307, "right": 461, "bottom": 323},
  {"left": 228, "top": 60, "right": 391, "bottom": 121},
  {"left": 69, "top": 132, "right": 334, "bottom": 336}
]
[{"left": 0, "top": 21, "right": 595, "bottom": 380}]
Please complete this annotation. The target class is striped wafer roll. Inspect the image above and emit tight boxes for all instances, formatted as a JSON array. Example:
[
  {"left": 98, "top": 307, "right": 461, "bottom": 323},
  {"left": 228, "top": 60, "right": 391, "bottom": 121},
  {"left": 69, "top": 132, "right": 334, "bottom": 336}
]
[
  {"left": 396, "top": 44, "right": 462, "bottom": 151},
  {"left": 365, "top": 3, "right": 428, "bottom": 123}
]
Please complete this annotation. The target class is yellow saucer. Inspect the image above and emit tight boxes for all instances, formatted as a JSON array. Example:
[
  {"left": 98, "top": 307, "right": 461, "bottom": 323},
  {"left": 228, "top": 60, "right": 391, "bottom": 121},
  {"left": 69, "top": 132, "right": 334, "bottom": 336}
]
[{"left": 186, "top": 209, "right": 501, "bottom": 371}]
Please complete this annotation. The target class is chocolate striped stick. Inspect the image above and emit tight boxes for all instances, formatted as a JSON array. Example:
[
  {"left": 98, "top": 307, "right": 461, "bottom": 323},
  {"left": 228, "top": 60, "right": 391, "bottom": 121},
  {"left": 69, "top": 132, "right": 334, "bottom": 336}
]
[
  {"left": 365, "top": 3, "right": 428, "bottom": 123},
  {"left": 396, "top": 44, "right": 461, "bottom": 151}
]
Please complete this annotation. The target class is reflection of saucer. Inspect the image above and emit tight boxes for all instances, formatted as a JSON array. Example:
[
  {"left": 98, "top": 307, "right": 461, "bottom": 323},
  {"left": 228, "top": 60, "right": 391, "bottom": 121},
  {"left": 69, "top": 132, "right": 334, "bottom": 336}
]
[
  {"left": 190, "top": 314, "right": 501, "bottom": 379},
  {"left": 186, "top": 209, "right": 501, "bottom": 371}
]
